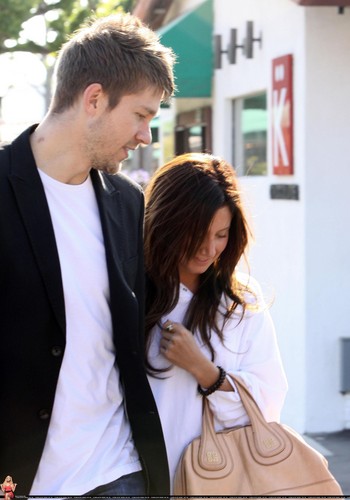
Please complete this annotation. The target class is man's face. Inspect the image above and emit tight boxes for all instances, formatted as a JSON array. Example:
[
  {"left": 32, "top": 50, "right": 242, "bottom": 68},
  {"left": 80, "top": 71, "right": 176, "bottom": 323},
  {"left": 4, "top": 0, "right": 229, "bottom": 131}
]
[{"left": 86, "top": 87, "right": 162, "bottom": 174}]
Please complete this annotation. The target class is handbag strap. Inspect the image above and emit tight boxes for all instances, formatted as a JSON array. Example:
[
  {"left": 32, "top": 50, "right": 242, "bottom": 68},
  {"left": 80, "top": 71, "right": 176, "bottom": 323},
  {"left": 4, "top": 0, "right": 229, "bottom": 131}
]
[
  {"left": 198, "top": 375, "right": 288, "bottom": 467},
  {"left": 198, "top": 397, "right": 230, "bottom": 470},
  {"left": 231, "top": 375, "right": 270, "bottom": 428},
  {"left": 231, "top": 375, "right": 287, "bottom": 456}
]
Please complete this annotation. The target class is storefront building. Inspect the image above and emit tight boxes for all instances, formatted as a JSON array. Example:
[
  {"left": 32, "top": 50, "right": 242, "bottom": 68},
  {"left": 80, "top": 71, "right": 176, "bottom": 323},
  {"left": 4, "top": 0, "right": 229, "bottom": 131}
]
[
  {"left": 134, "top": 0, "right": 350, "bottom": 433},
  {"left": 213, "top": 0, "right": 350, "bottom": 433}
]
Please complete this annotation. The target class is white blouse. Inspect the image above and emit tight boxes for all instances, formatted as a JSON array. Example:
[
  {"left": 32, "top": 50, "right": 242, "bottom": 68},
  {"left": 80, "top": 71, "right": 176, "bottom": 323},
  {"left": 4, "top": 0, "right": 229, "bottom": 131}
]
[{"left": 147, "top": 275, "right": 288, "bottom": 492}]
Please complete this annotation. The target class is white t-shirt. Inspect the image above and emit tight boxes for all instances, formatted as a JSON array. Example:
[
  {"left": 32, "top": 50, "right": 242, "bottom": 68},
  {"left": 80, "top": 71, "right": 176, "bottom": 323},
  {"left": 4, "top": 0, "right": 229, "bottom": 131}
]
[
  {"left": 30, "top": 170, "right": 141, "bottom": 495},
  {"left": 147, "top": 279, "right": 288, "bottom": 492}
]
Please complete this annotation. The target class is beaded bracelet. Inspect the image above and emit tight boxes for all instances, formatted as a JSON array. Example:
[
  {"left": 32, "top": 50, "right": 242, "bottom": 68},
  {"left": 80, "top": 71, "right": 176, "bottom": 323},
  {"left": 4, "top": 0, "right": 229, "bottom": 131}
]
[{"left": 197, "top": 366, "right": 227, "bottom": 397}]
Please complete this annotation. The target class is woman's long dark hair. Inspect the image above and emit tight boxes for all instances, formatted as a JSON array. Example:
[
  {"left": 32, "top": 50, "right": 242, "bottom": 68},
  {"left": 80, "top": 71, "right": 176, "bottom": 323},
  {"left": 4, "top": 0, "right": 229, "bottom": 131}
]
[{"left": 144, "top": 153, "right": 253, "bottom": 369}]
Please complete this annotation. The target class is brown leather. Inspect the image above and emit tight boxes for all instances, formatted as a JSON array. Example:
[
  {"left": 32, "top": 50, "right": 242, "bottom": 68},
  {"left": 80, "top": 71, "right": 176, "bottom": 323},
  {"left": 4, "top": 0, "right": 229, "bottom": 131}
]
[{"left": 174, "top": 375, "right": 344, "bottom": 496}]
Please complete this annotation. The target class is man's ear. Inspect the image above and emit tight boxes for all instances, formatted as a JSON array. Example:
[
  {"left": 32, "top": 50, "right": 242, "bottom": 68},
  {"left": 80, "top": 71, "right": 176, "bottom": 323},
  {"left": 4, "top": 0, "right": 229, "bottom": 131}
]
[{"left": 83, "top": 83, "right": 105, "bottom": 114}]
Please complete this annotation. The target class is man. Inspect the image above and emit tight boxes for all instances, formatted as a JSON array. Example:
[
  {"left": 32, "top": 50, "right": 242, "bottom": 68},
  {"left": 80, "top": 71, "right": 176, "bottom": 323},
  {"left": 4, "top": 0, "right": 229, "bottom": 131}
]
[{"left": 0, "top": 12, "right": 175, "bottom": 497}]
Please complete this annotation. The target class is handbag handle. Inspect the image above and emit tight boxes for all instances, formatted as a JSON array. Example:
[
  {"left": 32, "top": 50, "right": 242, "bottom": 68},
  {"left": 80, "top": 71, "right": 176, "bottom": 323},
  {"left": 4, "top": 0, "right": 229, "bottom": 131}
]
[
  {"left": 198, "top": 375, "right": 291, "bottom": 470},
  {"left": 231, "top": 376, "right": 289, "bottom": 457}
]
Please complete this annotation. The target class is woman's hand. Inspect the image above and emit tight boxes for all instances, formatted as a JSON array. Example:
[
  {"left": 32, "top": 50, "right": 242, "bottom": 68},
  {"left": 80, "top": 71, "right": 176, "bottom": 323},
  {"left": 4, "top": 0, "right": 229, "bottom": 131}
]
[
  {"left": 160, "top": 320, "right": 232, "bottom": 391},
  {"left": 160, "top": 320, "right": 205, "bottom": 371}
]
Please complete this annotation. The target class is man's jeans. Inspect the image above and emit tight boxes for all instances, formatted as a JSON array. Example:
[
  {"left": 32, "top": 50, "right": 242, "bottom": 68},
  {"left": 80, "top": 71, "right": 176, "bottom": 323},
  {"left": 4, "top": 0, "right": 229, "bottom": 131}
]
[{"left": 83, "top": 471, "right": 146, "bottom": 499}]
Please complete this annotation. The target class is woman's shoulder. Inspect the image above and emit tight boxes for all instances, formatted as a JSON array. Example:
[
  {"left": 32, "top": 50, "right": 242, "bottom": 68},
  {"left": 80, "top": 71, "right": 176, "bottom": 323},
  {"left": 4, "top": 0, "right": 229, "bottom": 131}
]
[{"left": 235, "top": 271, "right": 265, "bottom": 306}]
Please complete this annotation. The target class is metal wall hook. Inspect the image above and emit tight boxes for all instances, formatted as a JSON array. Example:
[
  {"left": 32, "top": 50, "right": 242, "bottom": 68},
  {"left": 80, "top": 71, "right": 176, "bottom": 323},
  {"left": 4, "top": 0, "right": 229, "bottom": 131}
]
[
  {"left": 214, "top": 29, "right": 245, "bottom": 69},
  {"left": 214, "top": 34, "right": 224, "bottom": 69},
  {"left": 228, "top": 29, "right": 245, "bottom": 64},
  {"left": 214, "top": 22, "right": 263, "bottom": 69},
  {"left": 244, "top": 21, "right": 263, "bottom": 59}
]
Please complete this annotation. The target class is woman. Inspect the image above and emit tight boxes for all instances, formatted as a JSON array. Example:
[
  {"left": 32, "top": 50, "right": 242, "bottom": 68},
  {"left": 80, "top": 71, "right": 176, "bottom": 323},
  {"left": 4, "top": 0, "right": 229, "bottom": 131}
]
[
  {"left": 144, "top": 153, "right": 288, "bottom": 492},
  {"left": 1, "top": 476, "right": 16, "bottom": 500}
]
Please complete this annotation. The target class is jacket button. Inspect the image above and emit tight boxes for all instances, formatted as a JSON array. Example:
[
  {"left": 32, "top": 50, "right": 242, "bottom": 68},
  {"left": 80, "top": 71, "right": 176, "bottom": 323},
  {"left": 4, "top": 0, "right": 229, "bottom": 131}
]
[
  {"left": 51, "top": 346, "right": 63, "bottom": 357},
  {"left": 38, "top": 409, "right": 50, "bottom": 420}
]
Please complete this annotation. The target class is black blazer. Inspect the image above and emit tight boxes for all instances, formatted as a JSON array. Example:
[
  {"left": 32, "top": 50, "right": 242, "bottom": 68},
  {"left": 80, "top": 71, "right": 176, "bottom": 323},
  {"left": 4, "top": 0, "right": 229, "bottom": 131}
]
[{"left": 0, "top": 126, "right": 170, "bottom": 495}]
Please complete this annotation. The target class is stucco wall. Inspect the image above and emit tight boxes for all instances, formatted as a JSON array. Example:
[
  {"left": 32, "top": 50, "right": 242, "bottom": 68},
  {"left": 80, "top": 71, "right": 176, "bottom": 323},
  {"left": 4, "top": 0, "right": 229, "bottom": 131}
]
[
  {"left": 304, "top": 7, "right": 350, "bottom": 431},
  {"left": 213, "top": 0, "right": 350, "bottom": 432}
]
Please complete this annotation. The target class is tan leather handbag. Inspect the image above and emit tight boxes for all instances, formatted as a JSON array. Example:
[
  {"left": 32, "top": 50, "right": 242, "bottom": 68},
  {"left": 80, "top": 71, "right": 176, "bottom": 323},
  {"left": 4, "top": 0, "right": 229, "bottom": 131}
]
[{"left": 174, "top": 375, "right": 343, "bottom": 496}]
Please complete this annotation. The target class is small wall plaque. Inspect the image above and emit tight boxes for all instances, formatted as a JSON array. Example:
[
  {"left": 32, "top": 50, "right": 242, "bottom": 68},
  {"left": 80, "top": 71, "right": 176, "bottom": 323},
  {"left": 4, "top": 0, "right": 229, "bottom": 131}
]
[{"left": 270, "top": 184, "right": 299, "bottom": 200}]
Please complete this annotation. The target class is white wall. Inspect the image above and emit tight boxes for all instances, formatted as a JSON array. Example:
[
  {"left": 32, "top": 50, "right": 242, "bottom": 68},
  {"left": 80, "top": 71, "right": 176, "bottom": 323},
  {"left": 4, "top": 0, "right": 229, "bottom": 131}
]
[
  {"left": 304, "top": 8, "right": 350, "bottom": 432},
  {"left": 213, "top": 0, "right": 350, "bottom": 432}
]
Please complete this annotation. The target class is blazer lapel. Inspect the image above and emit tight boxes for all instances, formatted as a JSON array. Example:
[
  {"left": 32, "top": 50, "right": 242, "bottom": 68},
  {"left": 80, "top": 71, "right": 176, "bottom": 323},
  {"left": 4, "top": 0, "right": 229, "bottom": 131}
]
[
  {"left": 8, "top": 127, "right": 66, "bottom": 334},
  {"left": 91, "top": 170, "right": 141, "bottom": 356},
  {"left": 91, "top": 169, "right": 124, "bottom": 272}
]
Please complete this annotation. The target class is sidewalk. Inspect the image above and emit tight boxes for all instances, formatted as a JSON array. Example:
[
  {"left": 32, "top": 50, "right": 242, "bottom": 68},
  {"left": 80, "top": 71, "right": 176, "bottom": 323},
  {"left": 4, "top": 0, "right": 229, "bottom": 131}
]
[{"left": 305, "top": 429, "right": 350, "bottom": 495}]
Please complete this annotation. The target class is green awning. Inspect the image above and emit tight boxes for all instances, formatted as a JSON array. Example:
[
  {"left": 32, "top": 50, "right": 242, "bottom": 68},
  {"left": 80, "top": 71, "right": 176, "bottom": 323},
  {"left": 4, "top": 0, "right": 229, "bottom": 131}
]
[{"left": 158, "top": 0, "right": 213, "bottom": 98}]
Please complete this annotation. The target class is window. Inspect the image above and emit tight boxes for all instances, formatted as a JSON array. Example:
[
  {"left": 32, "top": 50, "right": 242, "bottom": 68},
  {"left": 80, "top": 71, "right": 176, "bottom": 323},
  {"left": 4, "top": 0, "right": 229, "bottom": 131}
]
[
  {"left": 175, "top": 125, "right": 206, "bottom": 155},
  {"left": 233, "top": 93, "right": 267, "bottom": 176},
  {"left": 188, "top": 125, "right": 205, "bottom": 152},
  {"left": 175, "top": 107, "right": 212, "bottom": 156}
]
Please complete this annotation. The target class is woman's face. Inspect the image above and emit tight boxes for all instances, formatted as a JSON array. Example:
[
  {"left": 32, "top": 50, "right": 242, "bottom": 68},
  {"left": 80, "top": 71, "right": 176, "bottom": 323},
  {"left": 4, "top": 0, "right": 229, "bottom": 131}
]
[{"left": 178, "top": 205, "right": 232, "bottom": 291}]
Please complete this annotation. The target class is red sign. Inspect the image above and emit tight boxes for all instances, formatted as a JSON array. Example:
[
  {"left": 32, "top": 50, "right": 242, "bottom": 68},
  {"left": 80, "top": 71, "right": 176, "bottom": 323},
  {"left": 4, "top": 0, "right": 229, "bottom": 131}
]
[{"left": 272, "top": 54, "right": 294, "bottom": 175}]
